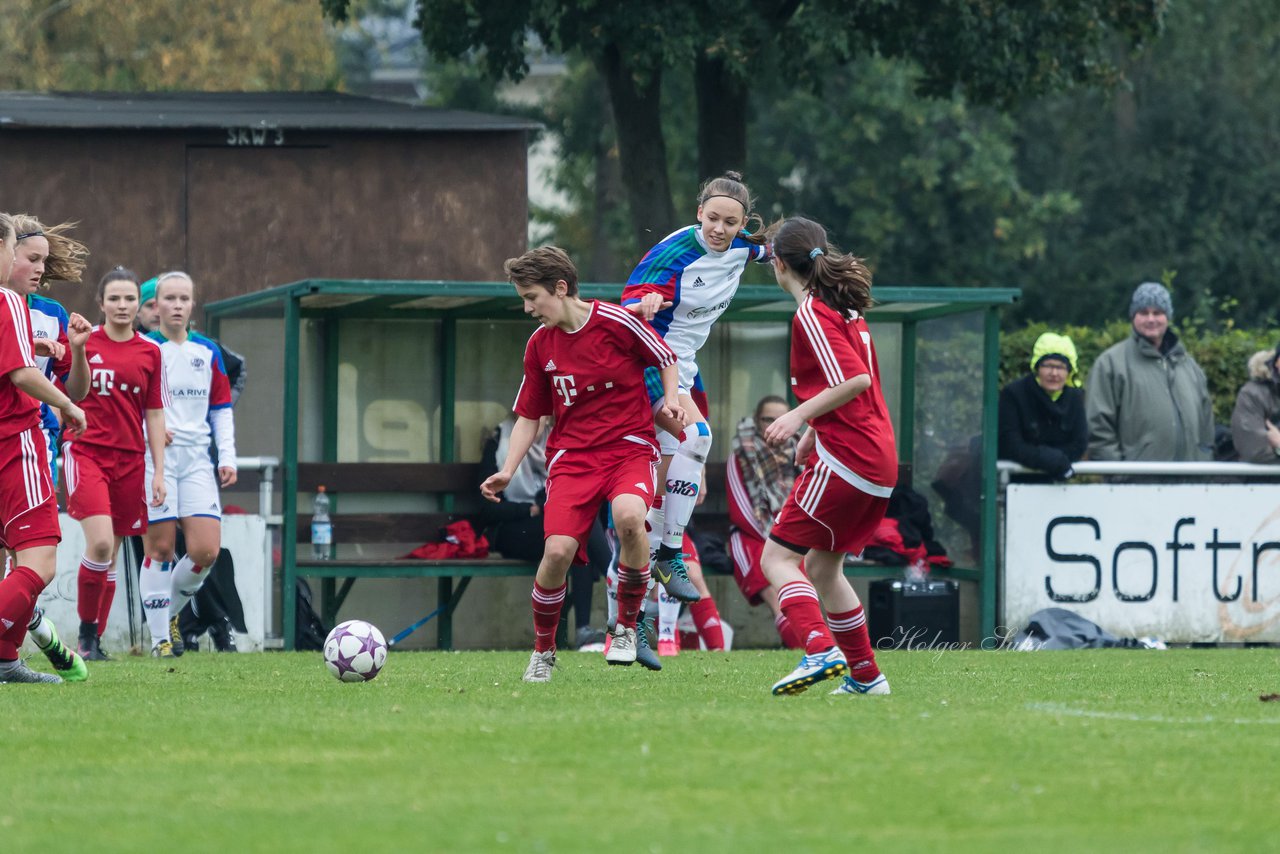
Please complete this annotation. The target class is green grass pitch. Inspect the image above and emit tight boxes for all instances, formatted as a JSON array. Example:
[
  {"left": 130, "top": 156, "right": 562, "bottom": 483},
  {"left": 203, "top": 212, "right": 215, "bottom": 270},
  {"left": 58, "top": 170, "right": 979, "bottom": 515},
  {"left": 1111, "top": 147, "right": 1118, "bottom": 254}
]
[{"left": 4, "top": 648, "right": 1278, "bottom": 852}]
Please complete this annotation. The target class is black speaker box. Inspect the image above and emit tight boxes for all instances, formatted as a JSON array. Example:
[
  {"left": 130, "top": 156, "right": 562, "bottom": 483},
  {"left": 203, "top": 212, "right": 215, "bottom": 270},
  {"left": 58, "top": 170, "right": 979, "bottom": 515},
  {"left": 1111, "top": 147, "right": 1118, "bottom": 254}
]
[{"left": 867, "top": 579, "right": 960, "bottom": 648}]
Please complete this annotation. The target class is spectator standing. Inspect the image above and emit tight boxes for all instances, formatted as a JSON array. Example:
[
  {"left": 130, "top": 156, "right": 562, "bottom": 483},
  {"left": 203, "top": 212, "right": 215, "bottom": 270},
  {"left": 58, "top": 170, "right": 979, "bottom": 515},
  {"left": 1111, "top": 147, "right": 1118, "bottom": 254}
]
[
  {"left": 998, "top": 332, "right": 1087, "bottom": 478},
  {"left": 1230, "top": 345, "right": 1280, "bottom": 464},
  {"left": 1086, "top": 282, "right": 1212, "bottom": 461}
]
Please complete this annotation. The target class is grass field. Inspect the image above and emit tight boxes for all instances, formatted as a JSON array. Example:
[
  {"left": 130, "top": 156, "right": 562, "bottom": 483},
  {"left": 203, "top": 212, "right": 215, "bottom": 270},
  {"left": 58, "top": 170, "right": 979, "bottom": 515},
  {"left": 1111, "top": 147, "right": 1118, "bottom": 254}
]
[{"left": 4, "top": 647, "right": 1279, "bottom": 852}]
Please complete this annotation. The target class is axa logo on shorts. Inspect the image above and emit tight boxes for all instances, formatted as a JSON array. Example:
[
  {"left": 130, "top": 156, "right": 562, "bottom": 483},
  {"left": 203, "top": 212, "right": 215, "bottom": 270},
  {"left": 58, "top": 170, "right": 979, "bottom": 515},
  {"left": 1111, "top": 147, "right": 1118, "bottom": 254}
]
[
  {"left": 666, "top": 478, "right": 699, "bottom": 497},
  {"left": 552, "top": 374, "right": 577, "bottom": 407},
  {"left": 91, "top": 367, "right": 116, "bottom": 395}
]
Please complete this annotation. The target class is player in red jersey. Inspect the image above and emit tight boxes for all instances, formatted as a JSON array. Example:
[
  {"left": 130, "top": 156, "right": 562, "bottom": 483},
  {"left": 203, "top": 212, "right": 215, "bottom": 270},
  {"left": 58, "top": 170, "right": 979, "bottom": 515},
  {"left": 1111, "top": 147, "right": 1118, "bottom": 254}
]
[
  {"left": 62, "top": 267, "right": 168, "bottom": 661},
  {"left": 761, "top": 217, "right": 896, "bottom": 697},
  {"left": 0, "top": 212, "right": 90, "bottom": 684},
  {"left": 481, "top": 247, "right": 686, "bottom": 682}
]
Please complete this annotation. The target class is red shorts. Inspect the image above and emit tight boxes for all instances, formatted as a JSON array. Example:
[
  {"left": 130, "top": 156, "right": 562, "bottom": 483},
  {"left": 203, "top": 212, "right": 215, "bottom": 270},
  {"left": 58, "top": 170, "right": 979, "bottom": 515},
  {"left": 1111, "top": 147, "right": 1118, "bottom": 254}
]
[
  {"left": 728, "top": 528, "right": 770, "bottom": 605},
  {"left": 544, "top": 443, "right": 658, "bottom": 564},
  {"left": 64, "top": 441, "right": 149, "bottom": 537},
  {"left": 0, "top": 426, "right": 61, "bottom": 551},
  {"left": 770, "top": 458, "right": 889, "bottom": 555}
]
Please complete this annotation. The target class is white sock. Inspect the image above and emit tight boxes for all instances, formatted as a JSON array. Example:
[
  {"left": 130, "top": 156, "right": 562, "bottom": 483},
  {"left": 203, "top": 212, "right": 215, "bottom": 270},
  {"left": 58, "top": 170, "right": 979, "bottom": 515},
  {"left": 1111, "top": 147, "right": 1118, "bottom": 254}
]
[
  {"left": 661, "top": 426, "right": 710, "bottom": 550},
  {"left": 605, "top": 526, "right": 620, "bottom": 628},
  {"left": 645, "top": 504, "right": 664, "bottom": 562},
  {"left": 140, "top": 557, "right": 173, "bottom": 645},
  {"left": 27, "top": 610, "right": 54, "bottom": 649},
  {"left": 657, "top": 586, "right": 680, "bottom": 644},
  {"left": 170, "top": 555, "right": 207, "bottom": 618}
]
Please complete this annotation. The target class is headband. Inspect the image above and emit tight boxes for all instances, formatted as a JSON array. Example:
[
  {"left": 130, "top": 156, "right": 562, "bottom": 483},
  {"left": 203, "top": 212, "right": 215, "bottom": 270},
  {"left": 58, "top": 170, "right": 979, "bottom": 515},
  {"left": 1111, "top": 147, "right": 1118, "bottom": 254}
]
[
  {"left": 15, "top": 230, "right": 44, "bottom": 241},
  {"left": 701, "top": 194, "right": 748, "bottom": 213},
  {"left": 809, "top": 247, "right": 825, "bottom": 260}
]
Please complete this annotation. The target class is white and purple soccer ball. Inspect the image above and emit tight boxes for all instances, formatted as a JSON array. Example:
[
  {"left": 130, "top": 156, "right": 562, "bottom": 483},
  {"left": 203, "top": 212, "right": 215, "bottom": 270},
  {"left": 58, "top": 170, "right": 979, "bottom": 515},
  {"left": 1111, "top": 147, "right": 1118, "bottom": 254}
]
[{"left": 323, "top": 620, "right": 388, "bottom": 682}]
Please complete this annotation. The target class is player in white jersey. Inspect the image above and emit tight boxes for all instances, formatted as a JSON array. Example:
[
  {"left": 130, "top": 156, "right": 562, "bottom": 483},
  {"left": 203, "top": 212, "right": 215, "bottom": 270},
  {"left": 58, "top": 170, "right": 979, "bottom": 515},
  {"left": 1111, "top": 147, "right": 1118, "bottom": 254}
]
[
  {"left": 139, "top": 272, "right": 237, "bottom": 657},
  {"left": 621, "top": 171, "right": 770, "bottom": 611}
]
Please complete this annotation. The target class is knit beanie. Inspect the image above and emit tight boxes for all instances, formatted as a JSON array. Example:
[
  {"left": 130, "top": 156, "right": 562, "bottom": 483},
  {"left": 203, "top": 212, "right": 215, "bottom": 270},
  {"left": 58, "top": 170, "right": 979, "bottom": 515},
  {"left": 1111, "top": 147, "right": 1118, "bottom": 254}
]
[
  {"left": 1129, "top": 282, "right": 1173, "bottom": 321},
  {"left": 140, "top": 277, "right": 158, "bottom": 305},
  {"left": 1030, "top": 332, "right": 1081, "bottom": 387}
]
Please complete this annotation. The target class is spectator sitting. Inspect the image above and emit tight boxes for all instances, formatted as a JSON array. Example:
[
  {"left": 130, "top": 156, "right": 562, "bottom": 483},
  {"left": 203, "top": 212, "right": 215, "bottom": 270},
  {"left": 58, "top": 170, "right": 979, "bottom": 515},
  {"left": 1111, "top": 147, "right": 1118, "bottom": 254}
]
[
  {"left": 725, "top": 395, "right": 805, "bottom": 648},
  {"left": 1230, "top": 344, "right": 1280, "bottom": 464},
  {"left": 998, "top": 332, "right": 1087, "bottom": 479},
  {"left": 1086, "top": 282, "right": 1213, "bottom": 461}
]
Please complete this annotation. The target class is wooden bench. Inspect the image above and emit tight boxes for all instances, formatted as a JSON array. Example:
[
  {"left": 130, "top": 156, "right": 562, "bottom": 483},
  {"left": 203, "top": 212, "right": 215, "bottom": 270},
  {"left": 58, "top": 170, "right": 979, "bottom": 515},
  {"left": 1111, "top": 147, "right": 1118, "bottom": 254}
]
[
  {"left": 295, "top": 462, "right": 535, "bottom": 649},
  {"left": 291, "top": 460, "right": 914, "bottom": 649},
  {"left": 293, "top": 461, "right": 737, "bottom": 648}
]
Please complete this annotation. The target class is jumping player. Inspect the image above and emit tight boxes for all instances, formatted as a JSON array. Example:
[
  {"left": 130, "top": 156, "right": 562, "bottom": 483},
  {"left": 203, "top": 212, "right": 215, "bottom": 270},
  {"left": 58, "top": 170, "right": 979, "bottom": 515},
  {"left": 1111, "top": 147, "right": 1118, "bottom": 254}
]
[
  {"left": 761, "top": 217, "right": 895, "bottom": 697},
  {"left": 481, "top": 247, "right": 685, "bottom": 682},
  {"left": 0, "top": 212, "right": 89, "bottom": 684},
  {"left": 139, "top": 272, "right": 236, "bottom": 658},
  {"left": 622, "top": 171, "right": 770, "bottom": 616},
  {"left": 63, "top": 267, "right": 168, "bottom": 660}
]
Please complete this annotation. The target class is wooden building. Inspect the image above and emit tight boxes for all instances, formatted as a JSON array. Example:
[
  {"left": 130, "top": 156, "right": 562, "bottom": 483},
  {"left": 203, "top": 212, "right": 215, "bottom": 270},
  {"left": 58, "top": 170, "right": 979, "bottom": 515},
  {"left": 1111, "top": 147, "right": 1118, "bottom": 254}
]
[{"left": 0, "top": 91, "right": 538, "bottom": 319}]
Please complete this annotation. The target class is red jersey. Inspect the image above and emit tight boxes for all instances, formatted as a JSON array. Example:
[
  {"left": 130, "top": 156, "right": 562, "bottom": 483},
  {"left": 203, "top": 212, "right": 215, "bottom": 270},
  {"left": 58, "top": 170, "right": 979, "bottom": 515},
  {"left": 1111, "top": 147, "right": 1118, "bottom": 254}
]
[
  {"left": 72, "top": 327, "right": 168, "bottom": 453},
  {"left": 0, "top": 289, "right": 41, "bottom": 439},
  {"left": 514, "top": 300, "right": 676, "bottom": 453},
  {"left": 790, "top": 294, "right": 897, "bottom": 495}
]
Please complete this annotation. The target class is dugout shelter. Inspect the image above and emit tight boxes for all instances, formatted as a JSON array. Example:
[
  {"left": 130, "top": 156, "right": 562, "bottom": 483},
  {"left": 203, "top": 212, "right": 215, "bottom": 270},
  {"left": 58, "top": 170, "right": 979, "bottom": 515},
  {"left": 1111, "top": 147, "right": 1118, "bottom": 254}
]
[{"left": 206, "top": 280, "right": 1018, "bottom": 649}]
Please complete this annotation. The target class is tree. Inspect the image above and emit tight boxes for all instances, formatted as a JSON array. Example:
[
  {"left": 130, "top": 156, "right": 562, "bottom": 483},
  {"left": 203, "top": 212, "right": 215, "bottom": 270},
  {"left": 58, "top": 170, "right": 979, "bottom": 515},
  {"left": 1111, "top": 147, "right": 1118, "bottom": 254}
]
[
  {"left": 0, "top": 0, "right": 339, "bottom": 91},
  {"left": 320, "top": 0, "right": 1164, "bottom": 252},
  {"left": 1010, "top": 0, "right": 1280, "bottom": 327}
]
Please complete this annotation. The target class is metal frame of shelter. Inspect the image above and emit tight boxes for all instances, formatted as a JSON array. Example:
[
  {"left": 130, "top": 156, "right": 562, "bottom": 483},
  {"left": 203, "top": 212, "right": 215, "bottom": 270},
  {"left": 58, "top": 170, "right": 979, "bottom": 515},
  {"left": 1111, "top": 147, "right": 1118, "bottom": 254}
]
[{"left": 206, "top": 280, "right": 1020, "bottom": 646}]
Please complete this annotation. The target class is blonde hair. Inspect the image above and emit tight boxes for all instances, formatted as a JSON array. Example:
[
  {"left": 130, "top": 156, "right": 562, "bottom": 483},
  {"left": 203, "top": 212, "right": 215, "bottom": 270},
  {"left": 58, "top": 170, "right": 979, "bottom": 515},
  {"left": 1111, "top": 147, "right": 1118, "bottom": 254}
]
[{"left": 9, "top": 213, "right": 89, "bottom": 289}]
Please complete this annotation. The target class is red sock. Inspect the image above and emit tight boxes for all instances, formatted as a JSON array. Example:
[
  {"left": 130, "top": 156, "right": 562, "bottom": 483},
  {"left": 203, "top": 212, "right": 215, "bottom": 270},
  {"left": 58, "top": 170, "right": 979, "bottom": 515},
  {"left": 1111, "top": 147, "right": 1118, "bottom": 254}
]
[
  {"left": 96, "top": 569, "right": 118, "bottom": 637},
  {"left": 77, "top": 556, "right": 111, "bottom": 625},
  {"left": 531, "top": 582, "right": 566, "bottom": 653},
  {"left": 774, "top": 612, "right": 804, "bottom": 649},
  {"left": 0, "top": 638, "right": 18, "bottom": 661},
  {"left": 0, "top": 566, "right": 45, "bottom": 648},
  {"left": 828, "top": 605, "right": 881, "bottom": 682},
  {"left": 777, "top": 580, "right": 834, "bottom": 654},
  {"left": 689, "top": 597, "right": 725, "bottom": 650},
  {"left": 615, "top": 564, "right": 651, "bottom": 629}
]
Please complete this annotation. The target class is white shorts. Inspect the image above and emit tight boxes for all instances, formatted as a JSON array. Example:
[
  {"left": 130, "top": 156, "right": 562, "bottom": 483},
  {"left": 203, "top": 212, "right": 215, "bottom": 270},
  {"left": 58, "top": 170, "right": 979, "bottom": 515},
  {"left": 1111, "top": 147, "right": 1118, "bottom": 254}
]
[{"left": 146, "top": 444, "right": 221, "bottom": 523}]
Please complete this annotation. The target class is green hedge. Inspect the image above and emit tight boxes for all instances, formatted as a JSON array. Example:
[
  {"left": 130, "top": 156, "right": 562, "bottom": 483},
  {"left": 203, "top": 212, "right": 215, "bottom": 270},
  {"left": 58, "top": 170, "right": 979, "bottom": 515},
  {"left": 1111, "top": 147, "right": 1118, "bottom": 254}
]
[{"left": 1000, "top": 323, "right": 1278, "bottom": 424}]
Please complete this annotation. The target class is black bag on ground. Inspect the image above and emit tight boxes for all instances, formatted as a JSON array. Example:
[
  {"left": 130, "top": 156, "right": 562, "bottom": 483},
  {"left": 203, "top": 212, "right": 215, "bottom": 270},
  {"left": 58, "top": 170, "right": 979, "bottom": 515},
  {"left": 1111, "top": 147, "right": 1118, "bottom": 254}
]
[{"left": 295, "top": 578, "right": 329, "bottom": 651}]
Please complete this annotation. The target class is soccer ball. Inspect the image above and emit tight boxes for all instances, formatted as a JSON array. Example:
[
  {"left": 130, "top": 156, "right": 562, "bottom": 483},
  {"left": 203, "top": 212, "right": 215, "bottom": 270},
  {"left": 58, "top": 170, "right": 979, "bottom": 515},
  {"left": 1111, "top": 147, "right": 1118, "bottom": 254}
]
[{"left": 323, "top": 620, "right": 388, "bottom": 682}]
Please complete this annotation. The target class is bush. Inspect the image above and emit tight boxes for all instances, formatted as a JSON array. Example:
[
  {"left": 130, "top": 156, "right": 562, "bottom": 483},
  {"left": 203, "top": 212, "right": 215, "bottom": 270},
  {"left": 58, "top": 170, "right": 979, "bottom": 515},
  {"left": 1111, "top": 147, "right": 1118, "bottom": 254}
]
[{"left": 1001, "top": 323, "right": 1277, "bottom": 424}]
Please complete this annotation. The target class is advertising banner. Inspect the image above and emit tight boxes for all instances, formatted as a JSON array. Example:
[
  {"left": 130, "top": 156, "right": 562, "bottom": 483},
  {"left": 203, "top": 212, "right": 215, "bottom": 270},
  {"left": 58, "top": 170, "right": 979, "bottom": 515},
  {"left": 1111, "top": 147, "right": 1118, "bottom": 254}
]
[{"left": 1004, "top": 484, "right": 1280, "bottom": 643}]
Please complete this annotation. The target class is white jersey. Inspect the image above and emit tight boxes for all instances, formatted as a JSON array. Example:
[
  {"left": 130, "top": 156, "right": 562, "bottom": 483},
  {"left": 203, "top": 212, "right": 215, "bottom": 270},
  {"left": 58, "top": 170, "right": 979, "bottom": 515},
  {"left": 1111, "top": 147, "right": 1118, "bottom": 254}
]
[
  {"left": 26, "top": 293, "right": 69, "bottom": 445},
  {"left": 622, "top": 225, "right": 770, "bottom": 371},
  {"left": 147, "top": 330, "right": 235, "bottom": 466}
]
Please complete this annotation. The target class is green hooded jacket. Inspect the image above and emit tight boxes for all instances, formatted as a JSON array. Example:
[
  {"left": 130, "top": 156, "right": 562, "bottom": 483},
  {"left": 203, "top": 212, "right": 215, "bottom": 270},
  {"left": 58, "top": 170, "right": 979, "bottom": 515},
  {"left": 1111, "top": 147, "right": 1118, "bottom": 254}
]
[{"left": 1085, "top": 330, "right": 1213, "bottom": 462}]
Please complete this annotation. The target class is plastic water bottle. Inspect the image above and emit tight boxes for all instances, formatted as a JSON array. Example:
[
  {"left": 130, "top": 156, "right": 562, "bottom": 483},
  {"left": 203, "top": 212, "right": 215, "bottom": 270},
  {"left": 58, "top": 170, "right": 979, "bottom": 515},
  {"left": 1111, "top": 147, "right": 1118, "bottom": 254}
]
[{"left": 311, "top": 486, "right": 332, "bottom": 560}]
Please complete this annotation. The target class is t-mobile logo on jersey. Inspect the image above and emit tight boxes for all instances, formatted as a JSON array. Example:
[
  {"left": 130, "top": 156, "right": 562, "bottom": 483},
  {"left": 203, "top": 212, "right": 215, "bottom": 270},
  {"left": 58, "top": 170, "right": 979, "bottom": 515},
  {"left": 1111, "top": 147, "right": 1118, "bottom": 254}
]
[
  {"left": 552, "top": 374, "right": 577, "bottom": 407},
  {"left": 91, "top": 368, "right": 116, "bottom": 396}
]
